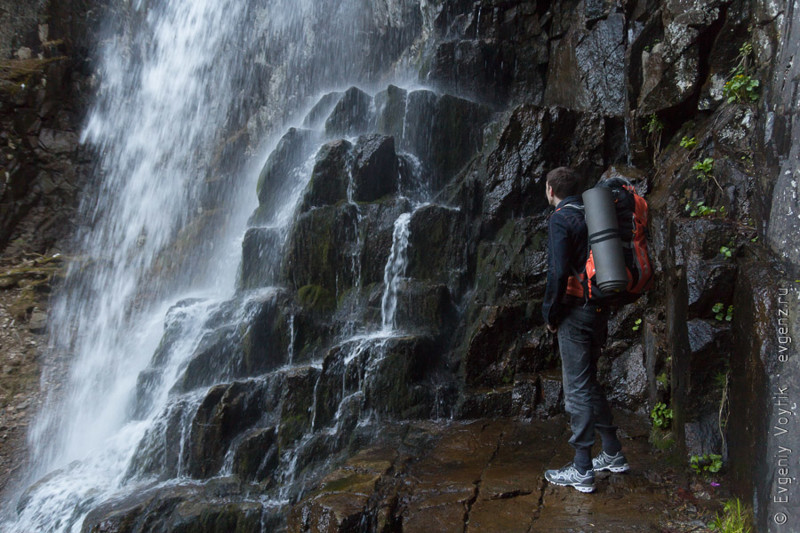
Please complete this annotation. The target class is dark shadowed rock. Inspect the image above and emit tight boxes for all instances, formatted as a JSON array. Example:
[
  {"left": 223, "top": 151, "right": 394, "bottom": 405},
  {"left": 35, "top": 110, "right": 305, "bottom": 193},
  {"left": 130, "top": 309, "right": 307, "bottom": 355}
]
[
  {"left": 282, "top": 202, "right": 359, "bottom": 294},
  {"left": 602, "top": 344, "right": 648, "bottom": 412},
  {"left": 232, "top": 427, "right": 279, "bottom": 483},
  {"left": 80, "top": 478, "right": 268, "bottom": 533},
  {"left": 300, "top": 139, "right": 352, "bottom": 211},
  {"left": 278, "top": 365, "right": 320, "bottom": 450},
  {"left": 543, "top": 13, "right": 626, "bottom": 116},
  {"left": 351, "top": 134, "right": 398, "bottom": 202},
  {"left": 325, "top": 87, "right": 374, "bottom": 137},
  {"left": 187, "top": 381, "right": 269, "bottom": 479},
  {"left": 256, "top": 127, "right": 319, "bottom": 212},
  {"left": 428, "top": 39, "right": 514, "bottom": 104},
  {"left": 482, "top": 105, "right": 605, "bottom": 234},
  {"left": 303, "top": 91, "right": 343, "bottom": 129},
  {"left": 175, "top": 291, "right": 291, "bottom": 392},
  {"left": 238, "top": 226, "right": 284, "bottom": 290},
  {"left": 374, "top": 85, "right": 407, "bottom": 142},
  {"left": 406, "top": 204, "right": 467, "bottom": 291}
]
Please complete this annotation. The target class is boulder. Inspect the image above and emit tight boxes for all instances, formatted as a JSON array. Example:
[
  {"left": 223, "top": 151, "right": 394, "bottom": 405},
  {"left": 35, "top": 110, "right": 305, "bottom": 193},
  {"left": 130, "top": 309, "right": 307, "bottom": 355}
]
[
  {"left": 324, "top": 87, "right": 374, "bottom": 137},
  {"left": 256, "top": 127, "right": 319, "bottom": 215},
  {"left": 281, "top": 202, "right": 359, "bottom": 294},
  {"left": 406, "top": 204, "right": 468, "bottom": 291},
  {"left": 186, "top": 381, "right": 269, "bottom": 479},
  {"left": 238, "top": 226, "right": 284, "bottom": 290},
  {"left": 350, "top": 134, "right": 398, "bottom": 202},
  {"left": 302, "top": 91, "right": 343, "bottom": 129},
  {"left": 277, "top": 365, "right": 320, "bottom": 450},
  {"left": 374, "top": 85, "right": 407, "bottom": 142},
  {"left": 299, "top": 139, "right": 352, "bottom": 211}
]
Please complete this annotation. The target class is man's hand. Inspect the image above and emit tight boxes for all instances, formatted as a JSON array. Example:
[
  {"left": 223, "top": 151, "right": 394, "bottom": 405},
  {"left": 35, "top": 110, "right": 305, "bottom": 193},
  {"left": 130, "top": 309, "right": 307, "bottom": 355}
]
[{"left": 547, "top": 323, "right": 557, "bottom": 333}]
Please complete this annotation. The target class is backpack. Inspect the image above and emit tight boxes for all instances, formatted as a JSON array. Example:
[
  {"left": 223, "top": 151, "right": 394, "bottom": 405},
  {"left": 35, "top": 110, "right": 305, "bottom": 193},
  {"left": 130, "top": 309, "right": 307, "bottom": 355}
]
[{"left": 565, "top": 177, "right": 653, "bottom": 303}]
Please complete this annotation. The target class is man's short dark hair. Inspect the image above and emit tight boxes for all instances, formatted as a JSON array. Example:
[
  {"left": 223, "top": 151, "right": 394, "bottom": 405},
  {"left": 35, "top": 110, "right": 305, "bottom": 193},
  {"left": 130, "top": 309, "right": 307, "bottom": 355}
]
[{"left": 546, "top": 167, "right": 583, "bottom": 199}]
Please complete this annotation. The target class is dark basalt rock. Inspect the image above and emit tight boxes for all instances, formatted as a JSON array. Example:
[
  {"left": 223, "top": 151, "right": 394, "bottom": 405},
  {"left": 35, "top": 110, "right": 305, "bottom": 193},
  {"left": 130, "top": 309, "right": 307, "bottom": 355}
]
[
  {"left": 374, "top": 85, "right": 407, "bottom": 142},
  {"left": 255, "top": 127, "right": 320, "bottom": 218},
  {"left": 350, "top": 134, "right": 398, "bottom": 202},
  {"left": 303, "top": 91, "right": 343, "bottom": 129},
  {"left": 393, "top": 281, "right": 457, "bottom": 340},
  {"left": 462, "top": 305, "right": 529, "bottom": 388},
  {"left": 601, "top": 344, "right": 649, "bottom": 412},
  {"left": 232, "top": 427, "right": 279, "bottom": 484},
  {"left": 277, "top": 365, "right": 320, "bottom": 450},
  {"left": 174, "top": 291, "right": 291, "bottom": 392},
  {"left": 299, "top": 139, "right": 352, "bottom": 212},
  {"left": 473, "top": 216, "right": 549, "bottom": 305},
  {"left": 670, "top": 218, "right": 737, "bottom": 317},
  {"left": 428, "top": 38, "right": 514, "bottom": 105},
  {"left": 186, "top": 380, "right": 270, "bottom": 479},
  {"left": 543, "top": 13, "right": 626, "bottom": 116},
  {"left": 80, "top": 478, "right": 271, "bottom": 533},
  {"left": 406, "top": 204, "right": 468, "bottom": 292},
  {"left": 481, "top": 104, "right": 605, "bottom": 235},
  {"left": 325, "top": 86, "right": 374, "bottom": 137},
  {"left": 238, "top": 226, "right": 284, "bottom": 290},
  {"left": 282, "top": 202, "right": 359, "bottom": 294}
]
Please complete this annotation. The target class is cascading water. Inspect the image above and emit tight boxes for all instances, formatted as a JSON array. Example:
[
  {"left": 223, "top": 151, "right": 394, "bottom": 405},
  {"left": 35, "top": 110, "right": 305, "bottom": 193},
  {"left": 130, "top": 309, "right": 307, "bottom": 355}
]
[
  {"left": 3, "top": 0, "right": 431, "bottom": 530},
  {"left": 381, "top": 212, "right": 412, "bottom": 332}
]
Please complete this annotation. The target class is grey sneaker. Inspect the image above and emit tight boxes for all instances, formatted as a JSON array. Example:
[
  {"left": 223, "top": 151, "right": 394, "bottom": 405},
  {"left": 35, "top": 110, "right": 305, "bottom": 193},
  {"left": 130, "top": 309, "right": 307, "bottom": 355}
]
[
  {"left": 592, "top": 451, "right": 630, "bottom": 473},
  {"left": 544, "top": 463, "right": 595, "bottom": 493}
]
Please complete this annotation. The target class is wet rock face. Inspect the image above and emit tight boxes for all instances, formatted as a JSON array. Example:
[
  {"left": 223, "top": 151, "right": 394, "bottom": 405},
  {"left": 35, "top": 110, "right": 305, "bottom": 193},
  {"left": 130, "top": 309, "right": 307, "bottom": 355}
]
[
  {"left": 728, "top": 263, "right": 800, "bottom": 532},
  {"left": 481, "top": 104, "right": 605, "bottom": 234},
  {"left": 544, "top": 13, "right": 626, "bottom": 116},
  {"left": 256, "top": 128, "right": 320, "bottom": 217}
]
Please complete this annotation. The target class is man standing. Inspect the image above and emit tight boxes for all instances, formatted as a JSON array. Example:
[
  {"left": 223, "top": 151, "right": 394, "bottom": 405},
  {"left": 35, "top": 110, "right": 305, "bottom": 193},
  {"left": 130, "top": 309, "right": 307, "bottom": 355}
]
[{"left": 541, "top": 167, "right": 628, "bottom": 494}]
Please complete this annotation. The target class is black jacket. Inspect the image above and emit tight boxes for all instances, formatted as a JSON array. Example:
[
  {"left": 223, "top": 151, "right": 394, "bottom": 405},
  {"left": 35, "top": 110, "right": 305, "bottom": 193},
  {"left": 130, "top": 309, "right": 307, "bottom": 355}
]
[{"left": 542, "top": 195, "right": 588, "bottom": 326}]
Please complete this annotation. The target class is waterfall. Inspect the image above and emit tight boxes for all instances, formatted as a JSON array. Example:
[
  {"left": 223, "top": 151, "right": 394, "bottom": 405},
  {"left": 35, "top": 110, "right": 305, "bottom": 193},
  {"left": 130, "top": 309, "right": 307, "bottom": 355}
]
[
  {"left": 3, "top": 0, "right": 428, "bottom": 530},
  {"left": 381, "top": 212, "right": 412, "bottom": 331}
]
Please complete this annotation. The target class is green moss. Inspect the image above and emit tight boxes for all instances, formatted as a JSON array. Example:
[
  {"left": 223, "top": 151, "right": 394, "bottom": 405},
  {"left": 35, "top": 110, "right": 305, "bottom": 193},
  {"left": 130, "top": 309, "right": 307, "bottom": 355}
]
[{"left": 298, "top": 284, "right": 335, "bottom": 311}]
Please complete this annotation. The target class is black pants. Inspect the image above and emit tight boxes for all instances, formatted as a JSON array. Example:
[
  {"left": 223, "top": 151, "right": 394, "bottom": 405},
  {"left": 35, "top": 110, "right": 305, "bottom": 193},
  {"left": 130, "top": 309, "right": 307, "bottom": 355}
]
[{"left": 557, "top": 303, "right": 620, "bottom": 471}]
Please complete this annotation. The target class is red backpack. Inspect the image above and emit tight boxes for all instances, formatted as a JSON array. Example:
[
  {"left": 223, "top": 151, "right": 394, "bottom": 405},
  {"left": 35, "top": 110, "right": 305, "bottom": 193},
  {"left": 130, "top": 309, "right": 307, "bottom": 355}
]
[{"left": 564, "top": 178, "right": 653, "bottom": 302}]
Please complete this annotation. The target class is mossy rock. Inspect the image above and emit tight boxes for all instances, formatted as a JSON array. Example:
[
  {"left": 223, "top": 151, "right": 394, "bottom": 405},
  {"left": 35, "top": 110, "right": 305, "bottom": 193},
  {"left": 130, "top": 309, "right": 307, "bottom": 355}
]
[
  {"left": 297, "top": 284, "right": 335, "bottom": 312},
  {"left": 278, "top": 366, "right": 320, "bottom": 450},
  {"left": 281, "top": 203, "right": 359, "bottom": 294},
  {"left": 299, "top": 139, "right": 352, "bottom": 212}
]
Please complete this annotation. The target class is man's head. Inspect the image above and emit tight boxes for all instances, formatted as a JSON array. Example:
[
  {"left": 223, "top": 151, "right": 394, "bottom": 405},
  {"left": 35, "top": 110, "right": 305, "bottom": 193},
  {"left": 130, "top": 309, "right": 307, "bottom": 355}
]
[{"left": 545, "top": 167, "right": 583, "bottom": 207}]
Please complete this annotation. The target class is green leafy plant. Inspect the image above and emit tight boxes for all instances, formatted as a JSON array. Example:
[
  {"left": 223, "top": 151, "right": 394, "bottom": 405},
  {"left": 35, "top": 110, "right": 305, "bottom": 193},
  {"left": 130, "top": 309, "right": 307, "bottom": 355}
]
[
  {"left": 724, "top": 42, "right": 759, "bottom": 104},
  {"left": 644, "top": 114, "right": 664, "bottom": 163},
  {"left": 710, "top": 498, "right": 753, "bottom": 533},
  {"left": 693, "top": 157, "right": 714, "bottom": 176},
  {"left": 656, "top": 372, "right": 669, "bottom": 390},
  {"left": 720, "top": 245, "right": 732, "bottom": 259},
  {"left": 651, "top": 402, "right": 673, "bottom": 429},
  {"left": 692, "top": 157, "right": 723, "bottom": 191},
  {"left": 685, "top": 200, "right": 722, "bottom": 217},
  {"left": 690, "top": 453, "right": 723, "bottom": 475},
  {"left": 632, "top": 318, "right": 643, "bottom": 331},
  {"left": 680, "top": 136, "right": 698, "bottom": 149},
  {"left": 712, "top": 303, "right": 734, "bottom": 322},
  {"left": 724, "top": 74, "right": 760, "bottom": 103}
]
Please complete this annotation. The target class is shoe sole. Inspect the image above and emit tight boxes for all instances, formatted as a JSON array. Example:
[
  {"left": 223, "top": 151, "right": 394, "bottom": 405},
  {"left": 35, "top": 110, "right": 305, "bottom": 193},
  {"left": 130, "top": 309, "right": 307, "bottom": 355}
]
[
  {"left": 546, "top": 479, "right": 595, "bottom": 493},
  {"left": 595, "top": 464, "right": 630, "bottom": 473}
]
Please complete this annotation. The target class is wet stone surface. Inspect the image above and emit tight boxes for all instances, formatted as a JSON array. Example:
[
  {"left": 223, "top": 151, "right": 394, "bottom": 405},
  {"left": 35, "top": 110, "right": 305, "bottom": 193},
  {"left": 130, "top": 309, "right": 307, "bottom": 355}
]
[{"left": 289, "top": 414, "right": 721, "bottom": 533}]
